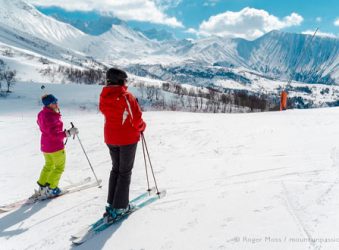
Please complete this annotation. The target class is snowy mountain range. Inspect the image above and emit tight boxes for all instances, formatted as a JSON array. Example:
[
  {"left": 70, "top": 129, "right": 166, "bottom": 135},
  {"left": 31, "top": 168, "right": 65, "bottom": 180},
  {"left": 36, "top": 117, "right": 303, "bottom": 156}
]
[
  {"left": 0, "top": 0, "right": 84, "bottom": 49},
  {"left": 0, "top": 0, "right": 338, "bottom": 88},
  {"left": 234, "top": 31, "right": 339, "bottom": 84},
  {"left": 50, "top": 13, "right": 124, "bottom": 36},
  {"left": 44, "top": 8, "right": 176, "bottom": 42}
]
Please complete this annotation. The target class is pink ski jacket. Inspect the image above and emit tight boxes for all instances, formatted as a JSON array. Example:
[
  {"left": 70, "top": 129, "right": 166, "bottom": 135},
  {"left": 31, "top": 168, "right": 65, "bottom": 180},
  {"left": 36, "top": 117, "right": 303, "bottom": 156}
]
[{"left": 37, "top": 107, "right": 66, "bottom": 153}]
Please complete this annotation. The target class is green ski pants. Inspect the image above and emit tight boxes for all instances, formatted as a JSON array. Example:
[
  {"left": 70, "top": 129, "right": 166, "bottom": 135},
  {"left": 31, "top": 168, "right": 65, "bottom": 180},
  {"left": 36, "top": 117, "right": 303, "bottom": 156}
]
[{"left": 37, "top": 149, "right": 66, "bottom": 189}]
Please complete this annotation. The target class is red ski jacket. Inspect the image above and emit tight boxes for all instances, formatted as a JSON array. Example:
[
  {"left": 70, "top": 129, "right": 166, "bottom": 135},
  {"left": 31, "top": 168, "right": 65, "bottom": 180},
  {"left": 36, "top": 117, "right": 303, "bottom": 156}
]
[{"left": 99, "top": 85, "right": 146, "bottom": 145}]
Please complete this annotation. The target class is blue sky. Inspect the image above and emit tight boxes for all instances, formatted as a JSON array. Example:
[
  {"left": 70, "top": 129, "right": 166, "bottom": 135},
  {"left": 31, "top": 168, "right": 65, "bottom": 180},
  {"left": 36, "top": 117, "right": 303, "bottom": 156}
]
[
  {"left": 31, "top": 0, "right": 339, "bottom": 40},
  {"left": 173, "top": 0, "right": 339, "bottom": 38}
]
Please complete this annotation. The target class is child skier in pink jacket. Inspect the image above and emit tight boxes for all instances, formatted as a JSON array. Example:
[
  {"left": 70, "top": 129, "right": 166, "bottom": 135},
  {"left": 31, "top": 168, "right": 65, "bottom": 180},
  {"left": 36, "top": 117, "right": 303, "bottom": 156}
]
[{"left": 36, "top": 94, "right": 78, "bottom": 197}]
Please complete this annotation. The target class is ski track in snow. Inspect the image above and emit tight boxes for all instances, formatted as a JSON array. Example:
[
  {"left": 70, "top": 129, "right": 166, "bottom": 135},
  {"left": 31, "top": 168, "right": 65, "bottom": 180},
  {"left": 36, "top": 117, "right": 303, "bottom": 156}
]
[{"left": 1, "top": 82, "right": 339, "bottom": 249}]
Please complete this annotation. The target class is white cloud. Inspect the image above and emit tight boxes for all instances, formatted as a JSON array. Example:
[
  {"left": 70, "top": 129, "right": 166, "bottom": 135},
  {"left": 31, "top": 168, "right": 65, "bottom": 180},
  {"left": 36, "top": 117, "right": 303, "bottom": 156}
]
[
  {"left": 198, "top": 7, "right": 303, "bottom": 40},
  {"left": 302, "top": 30, "right": 337, "bottom": 38},
  {"left": 27, "top": 0, "right": 184, "bottom": 28},
  {"left": 334, "top": 18, "right": 339, "bottom": 26},
  {"left": 185, "top": 28, "right": 198, "bottom": 34}
]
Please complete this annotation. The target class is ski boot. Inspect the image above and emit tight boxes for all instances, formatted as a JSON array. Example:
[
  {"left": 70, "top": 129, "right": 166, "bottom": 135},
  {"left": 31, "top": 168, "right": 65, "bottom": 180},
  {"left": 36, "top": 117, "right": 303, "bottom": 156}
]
[
  {"left": 47, "top": 186, "right": 62, "bottom": 197},
  {"left": 103, "top": 205, "right": 118, "bottom": 223},
  {"left": 32, "top": 182, "right": 49, "bottom": 199},
  {"left": 115, "top": 204, "right": 135, "bottom": 215},
  {"left": 103, "top": 203, "right": 135, "bottom": 223}
]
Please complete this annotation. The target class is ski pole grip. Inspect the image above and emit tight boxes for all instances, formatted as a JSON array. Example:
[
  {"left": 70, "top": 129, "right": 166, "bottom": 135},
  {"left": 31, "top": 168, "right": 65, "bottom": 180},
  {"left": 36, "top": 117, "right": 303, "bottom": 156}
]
[{"left": 70, "top": 122, "right": 75, "bottom": 139}]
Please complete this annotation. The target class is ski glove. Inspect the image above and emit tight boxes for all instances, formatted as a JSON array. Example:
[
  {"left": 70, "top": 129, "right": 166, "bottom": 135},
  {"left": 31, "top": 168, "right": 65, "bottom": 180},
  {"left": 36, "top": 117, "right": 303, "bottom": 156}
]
[
  {"left": 137, "top": 121, "right": 146, "bottom": 132},
  {"left": 65, "top": 127, "right": 79, "bottom": 137}
]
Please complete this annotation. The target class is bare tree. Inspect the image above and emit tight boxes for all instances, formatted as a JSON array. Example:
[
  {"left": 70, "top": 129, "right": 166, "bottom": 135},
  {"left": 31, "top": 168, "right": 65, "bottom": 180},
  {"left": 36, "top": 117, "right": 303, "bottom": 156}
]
[
  {"left": 162, "top": 82, "right": 170, "bottom": 91},
  {"left": 0, "top": 59, "right": 4, "bottom": 91},
  {"left": 3, "top": 49, "right": 14, "bottom": 57},
  {"left": 170, "top": 98, "right": 178, "bottom": 111},
  {"left": 179, "top": 94, "right": 185, "bottom": 109},
  {"left": 188, "top": 88, "right": 196, "bottom": 97},
  {"left": 194, "top": 95, "right": 199, "bottom": 110},
  {"left": 157, "top": 92, "right": 166, "bottom": 110},
  {"left": 146, "top": 86, "right": 155, "bottom": 101},
  {"left": 3, "top": 69, "right": 16, "bottom": 92},
  {"left": 198, "top": 89, "right": 204, "bottom": 110},
  {"left": 0, "top": 73, "right": 3, "bottom": 91},
  {"left": 138, "top": 82, "right": 145, "bottom": 98},
  {"left": 220, "top": 94, "right": 231, "bottom": 113},
  {"left": 39, "top": 57, "right": 50, "bottom": 65},
  {"left": 174, "top": 84, "right": 182, "bottom": 95},
  {"left": 187, "top": 96, "right": 193, "bottom": 111},
  {"left": 155, "top": 87, "right": 161, "bottom": 101}
]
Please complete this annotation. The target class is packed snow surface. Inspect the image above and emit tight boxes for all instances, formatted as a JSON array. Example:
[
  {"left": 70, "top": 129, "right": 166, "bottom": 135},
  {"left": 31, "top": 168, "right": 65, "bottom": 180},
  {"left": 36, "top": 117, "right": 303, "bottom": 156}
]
[{"left": 1, "top": 82, "right": 339, "bottom": 250}]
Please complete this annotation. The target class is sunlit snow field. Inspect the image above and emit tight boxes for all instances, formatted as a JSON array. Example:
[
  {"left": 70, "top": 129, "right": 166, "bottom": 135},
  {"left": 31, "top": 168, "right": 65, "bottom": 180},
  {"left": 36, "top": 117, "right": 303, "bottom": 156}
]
[{"left": 1, "top": 82, "right": 339, "bottom": 250}]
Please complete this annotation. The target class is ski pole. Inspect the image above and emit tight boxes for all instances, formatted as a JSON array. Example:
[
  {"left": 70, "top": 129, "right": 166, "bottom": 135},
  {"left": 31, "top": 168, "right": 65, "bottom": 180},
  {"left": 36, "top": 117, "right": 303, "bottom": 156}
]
[
  {"left": 141, "top": 134, "right": 151, "bottom": 192},
  {"left": 71, "top": 122, "right": 102, "bottom": 188},
  {"left": 64, "top": 135, "right": 69, "bottom": 146},
  {"left": 64, "top": 122, "right": 75, "bottom": 146},
  {"left": 141, "top": 133, "right": 160, "bottom": 196}
]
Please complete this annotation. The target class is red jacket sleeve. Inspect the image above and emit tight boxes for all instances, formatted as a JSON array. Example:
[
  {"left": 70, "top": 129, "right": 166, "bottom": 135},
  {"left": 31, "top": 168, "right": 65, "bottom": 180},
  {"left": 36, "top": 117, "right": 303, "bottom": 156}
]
[
  {"left": 125, "top": 93, "right": 146, "bottom": 132},
  {"left": 99, "top": 92, "right": 107, "bottom": 114}
]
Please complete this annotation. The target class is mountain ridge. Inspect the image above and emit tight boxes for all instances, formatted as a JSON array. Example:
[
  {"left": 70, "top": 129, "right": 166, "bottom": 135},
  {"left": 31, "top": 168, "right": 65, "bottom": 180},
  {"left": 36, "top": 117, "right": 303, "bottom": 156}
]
[{"left": 0, "top": 0, "right": 338, "bottom": 86}]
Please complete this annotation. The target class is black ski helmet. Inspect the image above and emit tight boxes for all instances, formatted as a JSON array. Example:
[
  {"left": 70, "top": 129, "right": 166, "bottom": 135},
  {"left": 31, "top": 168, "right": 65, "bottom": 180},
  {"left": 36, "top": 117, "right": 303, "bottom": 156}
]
[{"left": 106, "top": 68, "right": 128, "bottom": 86}]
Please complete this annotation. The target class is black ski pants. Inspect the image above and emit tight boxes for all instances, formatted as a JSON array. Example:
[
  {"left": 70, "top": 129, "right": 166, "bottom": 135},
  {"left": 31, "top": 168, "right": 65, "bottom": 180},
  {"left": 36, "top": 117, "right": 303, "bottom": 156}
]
[{"left": 107, "top": 143, "right": 137, "bottom": 209}]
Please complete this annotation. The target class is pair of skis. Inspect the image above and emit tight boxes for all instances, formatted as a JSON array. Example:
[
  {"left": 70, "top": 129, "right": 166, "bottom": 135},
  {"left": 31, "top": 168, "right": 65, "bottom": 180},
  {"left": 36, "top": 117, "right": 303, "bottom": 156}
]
[
  {"left": 0, "top": 178, "right": 166, "bottom": 246},
  {"left": 0, "top": 177, "right": 102, "bottom": 213},
  {"left": 71, "top": 187, "right": 166, "bottom": 245}
]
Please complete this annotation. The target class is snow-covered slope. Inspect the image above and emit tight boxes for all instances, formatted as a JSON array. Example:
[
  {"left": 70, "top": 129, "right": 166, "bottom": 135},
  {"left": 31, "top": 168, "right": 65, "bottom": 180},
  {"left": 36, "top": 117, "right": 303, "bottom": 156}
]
[
  {"left": 174, "top": 31, "right": 339, "bottom": 84},
  {"left": 136, "top": 28, "right": 176, "bottom": 42},
  {"left": 83, "top": 23, "right": 160, "bottom": 62},
  {"left": 236, "top": 31, "right": 339, "bottom": 84},
  {"left": 0, "top": 0, "right": 161, "bottom": 83},
  {"left": 0, "top": 23, "right": 94, "bottom": 66},
  {"left": 1, "top": 82, "right": 339, "bottom": 249},
  {"left": 0, "top": 22, "right": 109, "bottom": 83},
  {"left": 174, "top": 36, "right": 245, "bottom": 66},
  {"left": 127, "top": 31, "right": 339, "bottom": 84},
  {"left": 50, "top": 13, "right": 124, "bottom": 36},
  {"left": 0, "top": 0, "right": 112, "bottom": 83},
  {"left": 0, "top": 0, "right": 160, "bottom": 64},
  {"left": 0, "top": 0, "right": 86, "bottom": 49}
]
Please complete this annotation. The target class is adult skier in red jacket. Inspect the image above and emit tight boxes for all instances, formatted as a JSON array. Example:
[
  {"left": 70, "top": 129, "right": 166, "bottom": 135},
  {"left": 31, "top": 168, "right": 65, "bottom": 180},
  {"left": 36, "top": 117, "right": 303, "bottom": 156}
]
[{"left": 99, "top": 68, "right": 146, "bottom": 219}]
